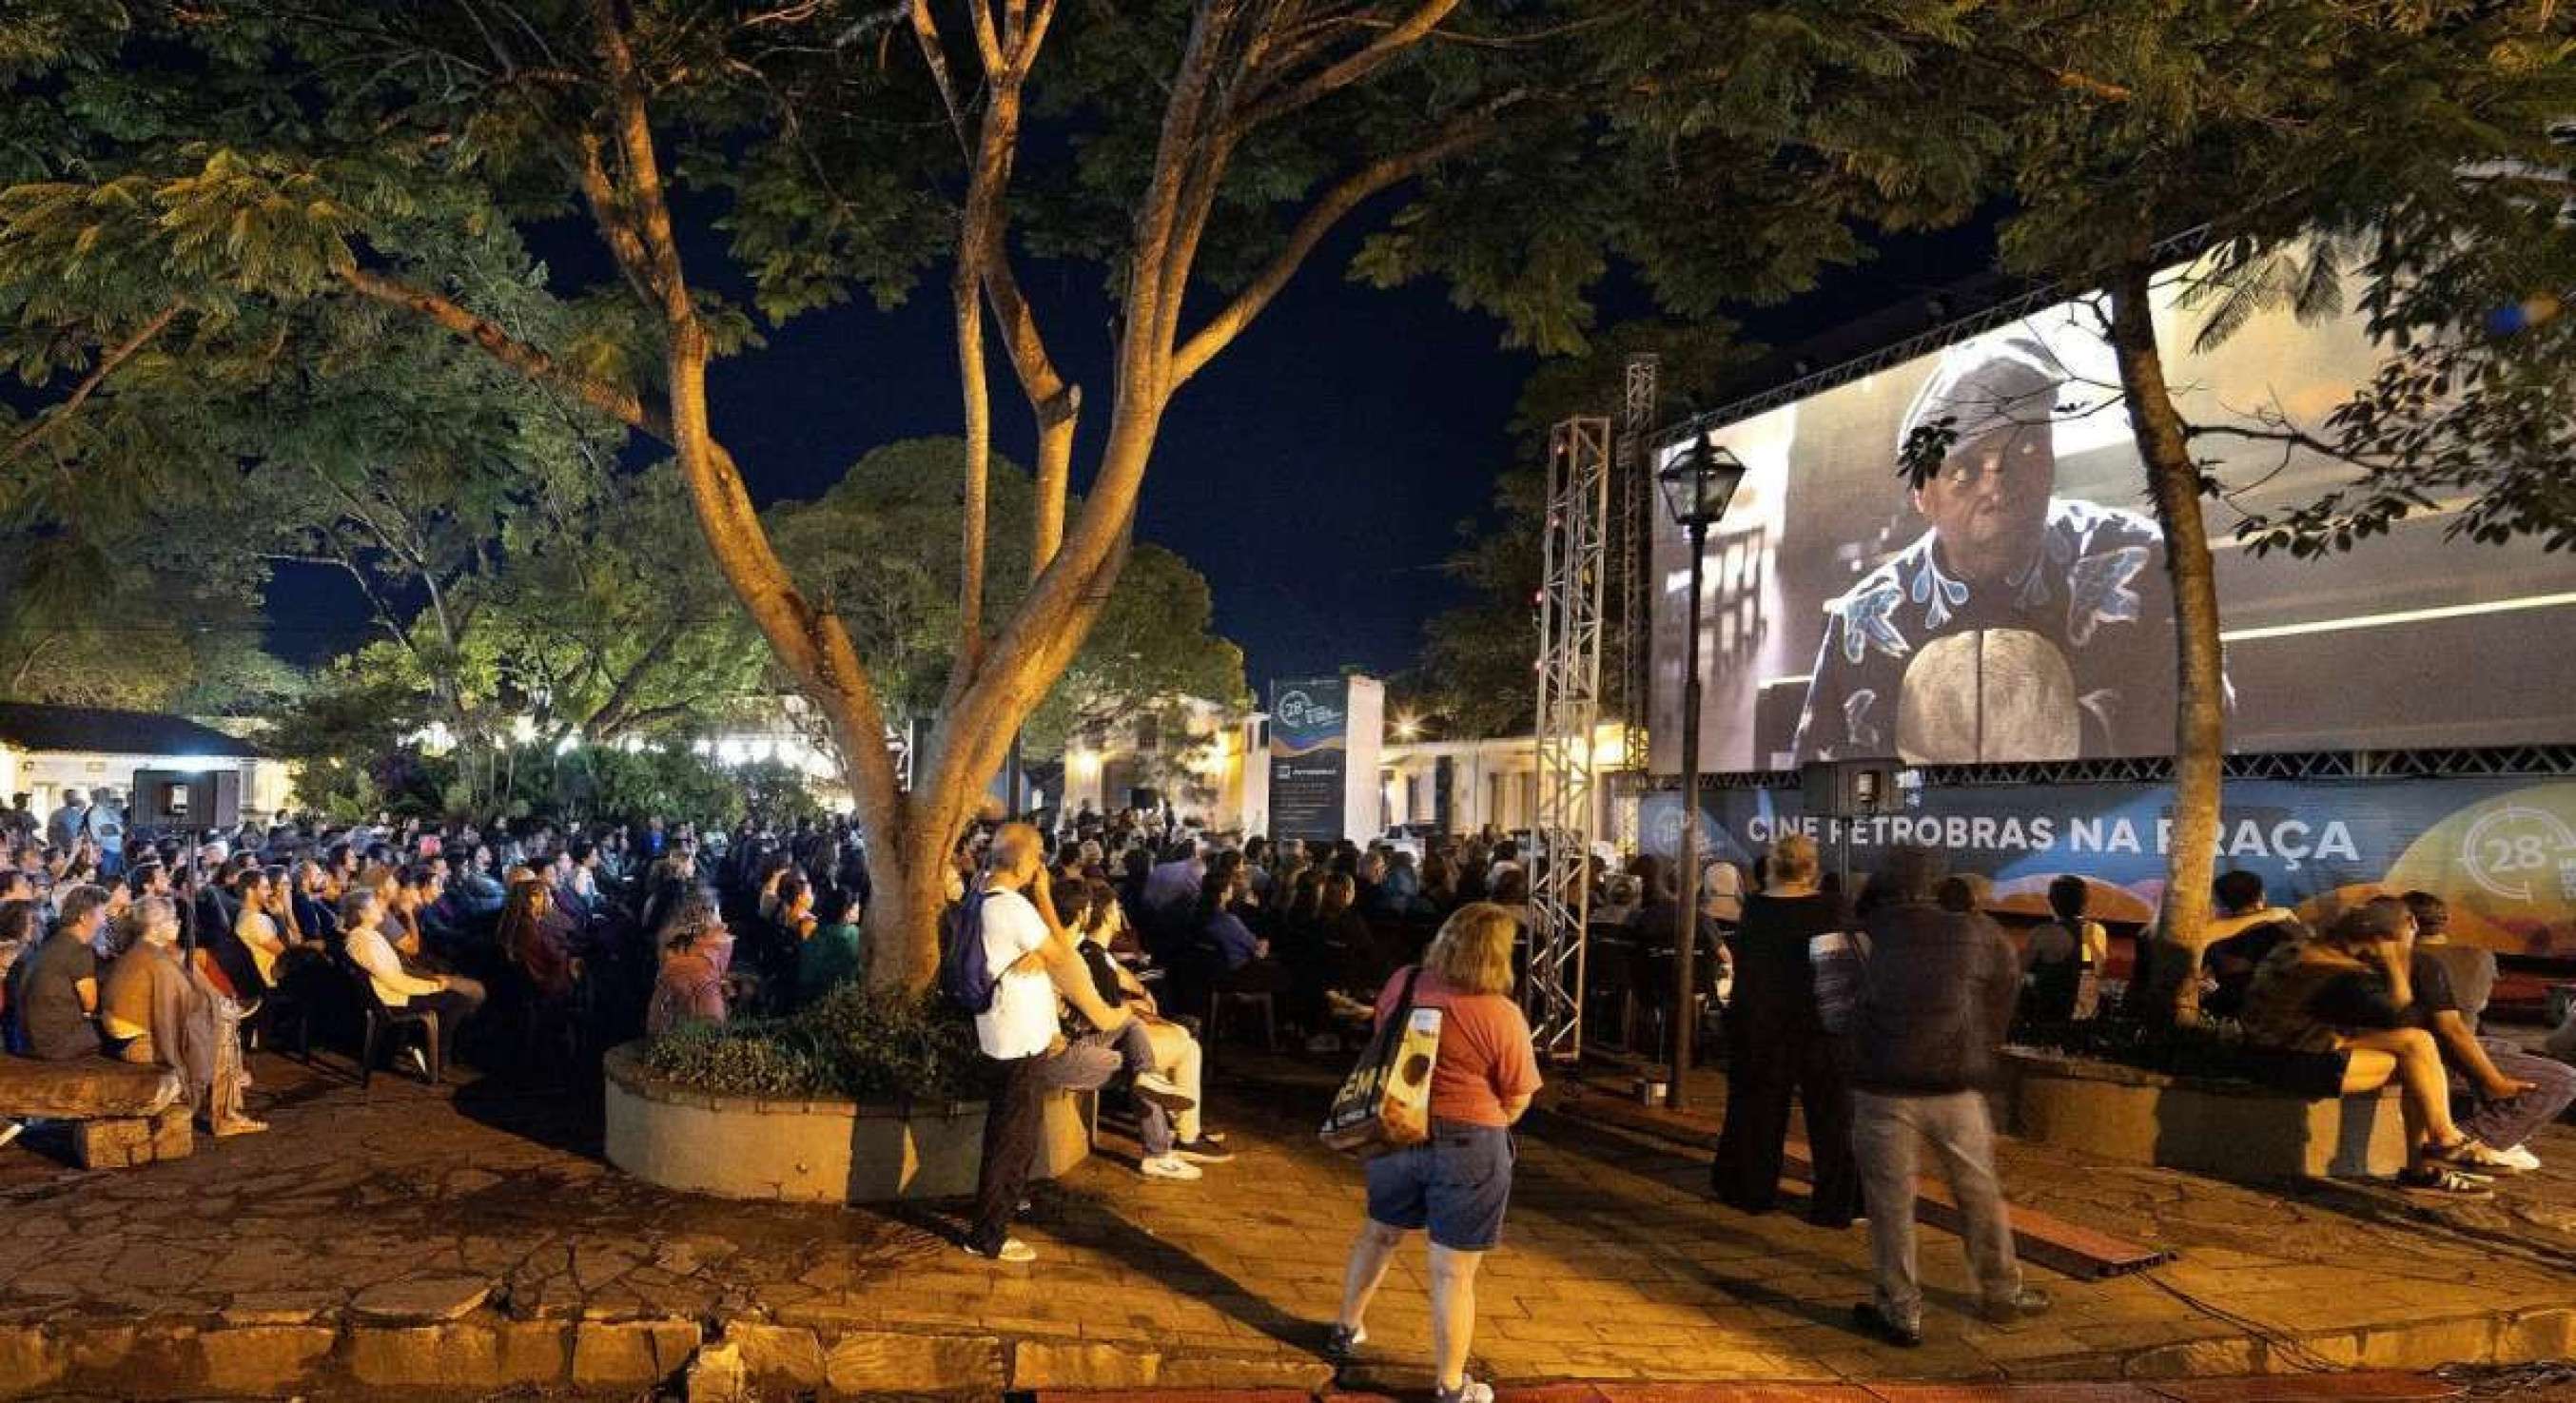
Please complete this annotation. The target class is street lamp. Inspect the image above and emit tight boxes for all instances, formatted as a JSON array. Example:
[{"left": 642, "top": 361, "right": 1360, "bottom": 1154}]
[{"left": 1656, "top": 437, "right": 1747, "bottom": 1111}]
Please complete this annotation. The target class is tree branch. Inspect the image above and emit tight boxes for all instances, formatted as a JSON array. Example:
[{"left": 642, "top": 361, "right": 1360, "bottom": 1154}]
[
  {"left": 339, "top": 265, "right": 672, "bottom": 438},
  {"left": 0, "top": 304, "right": 182, "bottom": 471},
  {"left": 1227, "top": 0, "right": 1462, "bottom": 138},
  {"left": 1171, "top": 97, "right": 1514, "bottom": 386}
]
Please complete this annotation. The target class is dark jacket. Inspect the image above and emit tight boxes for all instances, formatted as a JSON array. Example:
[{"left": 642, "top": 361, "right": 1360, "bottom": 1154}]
[{"left": 1849, "top": 900, "right": 2020, "bottom": 1096}]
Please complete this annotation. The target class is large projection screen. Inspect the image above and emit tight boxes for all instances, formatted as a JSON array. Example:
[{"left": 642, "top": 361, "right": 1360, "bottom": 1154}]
[{"left": 1650, "top": 269, "right": 2576, "bottom": 776}]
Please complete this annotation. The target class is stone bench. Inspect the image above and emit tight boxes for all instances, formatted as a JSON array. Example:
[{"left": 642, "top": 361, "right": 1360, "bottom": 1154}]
[
  {"left": 2000, "top": 1046, "right": 2407, "bottom": 1179},
  {"left": 0, "top": 1055, "right": 193, "bottom": 1168}
]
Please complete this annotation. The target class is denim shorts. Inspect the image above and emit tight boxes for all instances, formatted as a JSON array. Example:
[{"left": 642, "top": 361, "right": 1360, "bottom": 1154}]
[{"left": 1364, "top": 1121, "right": 1516, "bottom": 1252}]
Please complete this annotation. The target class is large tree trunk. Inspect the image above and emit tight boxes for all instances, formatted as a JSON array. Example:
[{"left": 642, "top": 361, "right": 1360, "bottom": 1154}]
[{"left": 2107, "top": 262, "right": 2227, "bottom": 1024}]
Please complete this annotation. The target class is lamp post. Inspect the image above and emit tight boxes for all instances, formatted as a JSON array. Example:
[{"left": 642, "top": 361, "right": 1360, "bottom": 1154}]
[{"left": 1656, "top": 437, "right": 1747, "bottom": 1111}]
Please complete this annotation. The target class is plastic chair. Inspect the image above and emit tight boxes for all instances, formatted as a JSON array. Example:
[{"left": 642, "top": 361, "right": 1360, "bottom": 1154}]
[{"left": 332, "top": 951, "right": 442, "bottom": 1090}]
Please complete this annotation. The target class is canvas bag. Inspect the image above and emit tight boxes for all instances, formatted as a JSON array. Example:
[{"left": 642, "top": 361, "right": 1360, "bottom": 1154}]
[{"left": 1319, "top": 966, "right": 1443, "bottom": 1157}]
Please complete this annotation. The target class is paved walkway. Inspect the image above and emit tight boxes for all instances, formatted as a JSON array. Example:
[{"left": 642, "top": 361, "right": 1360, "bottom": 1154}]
[{"left": 0, "top": 1047, "right": 2570, "bottom": 1397}]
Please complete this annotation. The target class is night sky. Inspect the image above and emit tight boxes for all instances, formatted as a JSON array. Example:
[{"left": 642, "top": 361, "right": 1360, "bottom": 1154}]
[{"left": 267, "top": 205, "right": 1996, "bottom": 696}]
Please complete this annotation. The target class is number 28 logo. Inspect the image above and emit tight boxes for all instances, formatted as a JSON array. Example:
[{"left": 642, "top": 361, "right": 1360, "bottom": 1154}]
[{"left": 2460, "top": 805, "right": 2576, "bottom": 904}]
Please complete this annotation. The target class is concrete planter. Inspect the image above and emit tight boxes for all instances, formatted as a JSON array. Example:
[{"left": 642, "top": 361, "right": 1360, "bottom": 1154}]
[
  {"left": 2000, "top": 1046, "right": 2407, "bottom": 1179},
  {"left": 602, "top": 1043, "right": 1089, "bottom": 1203}
]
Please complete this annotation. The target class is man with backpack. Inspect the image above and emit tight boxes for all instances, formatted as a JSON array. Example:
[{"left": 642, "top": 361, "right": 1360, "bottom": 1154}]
[{"left": 956, "top": 823, "right": 1193, "bottom": 1263}]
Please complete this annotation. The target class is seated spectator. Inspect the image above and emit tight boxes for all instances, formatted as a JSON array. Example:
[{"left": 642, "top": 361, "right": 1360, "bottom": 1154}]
[
  {"left": 2239, "top": 900, "right": 2516, "bottom": 1197},
  {"left": 102, "top": 895, "right": 263, "bottom": 1135},
  {"left": 796, "top": 887, "right": 864, "bottom": 1004},
  {"left": 1082, "top": 877, "right": 1146, "bottom": 966},
  {"left": 1063, "top": 880, "right": 1228, "bottom": 1177},
  {"left": 2201, "top": 870, "right": 2308, "bottom": 1019},
  {"left": 9, "top": 886, "right": 109, "bottom": 1060},
  {"left": 498, "top": 877, "right": 577, "bottom": 1004},
  {"left": 342, "top": 888, "right": 481, "bottom": 1075},
  {"left": 291, "top": 860, "right": 342, "bottom": 945},
  {"left": 1197, "top": 867, "right": 1266, "bottom": 970},
  {"left": 0, "top": 898, "right": 35, "bottom": 1033},
  {"left": 2402, "top": 890, "right": 2573, "bottom": 1174},
  {"left": 453, "top": 845, "right": 508, "bottom": 916},
  {"left": 647, "top": 892, "right": 732, "bottom": 1037}
]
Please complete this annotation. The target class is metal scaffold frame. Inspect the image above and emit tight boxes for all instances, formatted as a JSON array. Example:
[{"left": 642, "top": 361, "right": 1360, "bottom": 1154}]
[
  {"left": 1530, "top": 415, "right": 1610, "bottom": 1061},
  {"left": 1607, "top": 354, "right": 1659, "bottom": 856}
]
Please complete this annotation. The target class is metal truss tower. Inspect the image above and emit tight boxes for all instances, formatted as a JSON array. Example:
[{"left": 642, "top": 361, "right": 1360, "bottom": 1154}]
[
  {"left": 1605, "top": 354, "right": 1660, "bottom": 857},
  {"left": 1529, "top": 416, "right": 1610, "bottom": 1061}
]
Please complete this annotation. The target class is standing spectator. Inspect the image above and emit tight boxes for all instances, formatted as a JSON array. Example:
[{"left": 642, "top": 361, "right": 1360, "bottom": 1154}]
[
  {"left": 2020, "top": 875, "right": 2108, "bottom": 1024},
  {"left": 2397, "top": 891, "right": 2571, "bottom": 1174},
  {"left": 84, "top": 789, "right": 126, "bottom": 880},
  {"left": 46, "top": 789, "right": 88, "bottom": 853},
  {"left": 1843, "top": 847, "right": 2047, "bottom": 1347},
  {"left": 1712, "top": 834, "right": 1861, "bottom": 1227},
  {"left": 1326, "top": 904, "right": 1539, "bottom": 1403},
  {"left": 964, "top": 823, "right": 1189, "bottom": 1263},
  {"left": 11, "top": 884, "right": 110, "bottom": 1060}
]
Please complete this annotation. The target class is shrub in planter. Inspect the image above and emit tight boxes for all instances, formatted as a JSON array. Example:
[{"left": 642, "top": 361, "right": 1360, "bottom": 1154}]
[
  {"left": 638, "top": 983, "right": 989, "bottom": 1103},
  {"left": 2015, "top": 1013, "right": 2263, "bottom": 1083}
]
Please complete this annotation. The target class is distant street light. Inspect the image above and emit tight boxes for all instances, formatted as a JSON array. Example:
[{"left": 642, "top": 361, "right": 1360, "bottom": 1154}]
[
  {"left": 1395, "top": 714, "right": 1423, "bottom": 741},
  {"left": 1656, "top": 437, "right": 1747, "bottom": 1111}
]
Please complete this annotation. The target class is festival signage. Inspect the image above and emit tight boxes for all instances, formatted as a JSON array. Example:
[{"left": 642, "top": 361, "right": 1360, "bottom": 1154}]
[
  {"left": 1270, "top": 677, "right": 1354, "bottom": 843},
  {"left": 1642, "top": 773, "right": 2576, "bottom": 956}
]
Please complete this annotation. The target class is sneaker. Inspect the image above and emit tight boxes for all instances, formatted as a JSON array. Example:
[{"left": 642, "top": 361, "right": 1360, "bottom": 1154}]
[
  {"left": 964, "top": 1237, "right": 1038, "bottom": 1263},
  {"left": 2429, "top": 1137, "right": 2524, "bottom": 1175},
  {"left": 2492, "top": 1142, "right": 2543, "bottom": 1174},
  {"left": 1132, "top": 1071, "right": 1196, "bottom": 1113},
  {"left": 1140, "top": 1154, "right": 1203, "bottom": 1181},
  {"left": 1174, "top": 1137, "right": 1235, "bottom": 1163},
  {"left": 2397, "top": 1165, "right": 2495, "bottom": 1200},
  {"left": 1322, "top": 1322, "right": 1367, "bottom": 1362},
  {"left": 212, "top": 1116, "right": 270, "bottom": 1139},
  {"left": 1981, "top": 1286, "right": 2052, "bottom": 1324},
  {"left": 1851, "top": 1301, "right": 1922, "bottom": 1348},
  {"left": 1434, "top": 1377, "right": 1494, "bottom": 1403},
  {"left": 402, "top": 1046, "right": 430, "bottom": 1078}
]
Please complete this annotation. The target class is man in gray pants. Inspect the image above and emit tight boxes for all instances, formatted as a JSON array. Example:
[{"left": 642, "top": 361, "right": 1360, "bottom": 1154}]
[{"left": 1839, "top": 847, "right": 2049, "bottom": 1347}]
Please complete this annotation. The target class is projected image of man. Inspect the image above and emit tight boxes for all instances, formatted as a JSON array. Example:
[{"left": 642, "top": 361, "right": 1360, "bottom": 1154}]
[{"left": 1791, "top": 336, "right": 2176, "bottom": 764}]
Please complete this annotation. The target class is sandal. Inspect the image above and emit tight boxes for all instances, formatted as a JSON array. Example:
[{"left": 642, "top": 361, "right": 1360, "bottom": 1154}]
[{"left": 2397, "top": 1165, "right": 2494, "bottom": 1199}]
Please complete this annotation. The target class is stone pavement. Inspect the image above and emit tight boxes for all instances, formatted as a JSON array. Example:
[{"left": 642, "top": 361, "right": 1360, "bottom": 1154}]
[{"left": 0, "top": 1047, "right": 2570, "bottom": 1398}]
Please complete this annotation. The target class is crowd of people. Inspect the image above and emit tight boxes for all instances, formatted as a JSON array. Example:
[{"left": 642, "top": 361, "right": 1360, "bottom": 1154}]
[
  {"left": 0, "top": 801, "right": 896, "bottom": 1144},
  {"left": 9, "top": 783, "right": 2575, "bottom": 1396}
]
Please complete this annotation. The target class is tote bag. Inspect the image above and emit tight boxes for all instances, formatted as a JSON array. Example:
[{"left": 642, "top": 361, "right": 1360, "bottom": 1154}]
[{"left": 1319, "top": 966, "right": 1443, "bottom": 1157}]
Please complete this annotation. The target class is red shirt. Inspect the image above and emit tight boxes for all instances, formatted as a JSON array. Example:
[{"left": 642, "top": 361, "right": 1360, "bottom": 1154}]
[{"left": 1373, "top": 966, "right": 1543, "bottom": 1128}]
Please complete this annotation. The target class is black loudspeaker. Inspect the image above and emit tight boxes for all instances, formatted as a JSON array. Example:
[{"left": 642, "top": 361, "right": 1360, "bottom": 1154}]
[
  {"left": 1800, "top": 759, "right": 1903, "bottom": 819},
  {"left": 131, "top": 769, "right": 242, "bottom": 829}
]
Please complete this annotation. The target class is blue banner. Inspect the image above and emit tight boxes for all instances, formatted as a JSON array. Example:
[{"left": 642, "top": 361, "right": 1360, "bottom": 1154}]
[
  {"left": 1644, "top": 774, "right": 2576, "bottom": 957},
  {"left": 1269, "top": 677, "right": 1351, "bottom": 843}
]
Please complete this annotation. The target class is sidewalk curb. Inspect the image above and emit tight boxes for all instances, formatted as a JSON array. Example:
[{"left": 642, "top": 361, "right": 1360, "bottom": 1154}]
[{"left": 0, "top": 1304, "right": 2561, "bottom": 1398}]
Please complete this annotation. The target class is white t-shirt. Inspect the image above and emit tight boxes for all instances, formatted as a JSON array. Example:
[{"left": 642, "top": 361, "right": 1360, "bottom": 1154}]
[{"left": 973, "top": 887, "right": 1058, "bottom": 1061}]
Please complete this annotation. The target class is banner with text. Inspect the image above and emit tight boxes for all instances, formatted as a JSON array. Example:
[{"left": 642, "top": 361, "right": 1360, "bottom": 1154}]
[
  {"left": 1642, "top": 774, "right": 2576, "bottom": 957},
  {"left": 1269, "top": 676, "right": 1353, "bottom": 844}
]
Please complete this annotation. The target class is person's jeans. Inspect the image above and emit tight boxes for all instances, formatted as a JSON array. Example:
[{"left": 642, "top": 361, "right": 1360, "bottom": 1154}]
[
  {"left": 1142, "top": 1017, "right": 1204, "bottom": 1144},
  {"left": 1078, "top": 1020, "right": 1174, "bottom": 1157},
  {"left": 1851, "top": 1089, "right": 2022, "bottom": 1332},
  {"left": 968, "top": 1041, "right": 1121, "bottom": 1254},
  {"left": 2460, "top": 1039, "right": 2576, "bottom": 1151}
]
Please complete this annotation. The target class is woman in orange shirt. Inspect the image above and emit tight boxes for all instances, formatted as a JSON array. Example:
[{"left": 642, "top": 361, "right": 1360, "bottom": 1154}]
[{"left": 1325, "top": 903, "right": 1541, "bottom": 1403}]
